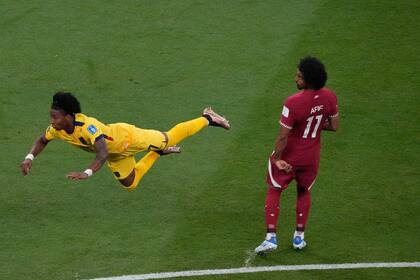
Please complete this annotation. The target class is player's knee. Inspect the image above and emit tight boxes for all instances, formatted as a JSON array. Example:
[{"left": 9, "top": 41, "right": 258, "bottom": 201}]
[
  {"left": 119, "top": 178, "right": 139, "bottom": 191},
  {"left": 121, "top": 184, "right": 137, "bottom": 192},
  {"left": 118, "top": 170, "right": 138, "bottom": 191}
]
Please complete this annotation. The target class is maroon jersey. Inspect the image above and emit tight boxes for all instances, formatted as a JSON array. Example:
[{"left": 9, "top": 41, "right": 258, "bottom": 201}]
[{"left": 277, "top": 88, "right": 338, "bottom": 165}]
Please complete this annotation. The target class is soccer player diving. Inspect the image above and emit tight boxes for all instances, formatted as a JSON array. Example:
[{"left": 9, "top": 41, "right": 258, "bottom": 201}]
[{"left": 20, "top": 92, "right": 230, "bottom": 190}]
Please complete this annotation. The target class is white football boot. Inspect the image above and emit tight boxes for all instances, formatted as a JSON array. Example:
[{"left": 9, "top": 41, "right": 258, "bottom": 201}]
[
  {"left": 292, "top": 231, "right": 307, "bottom": 250},
  {"left": 255, "top": 233, "right": 278, "bottom": 254}
]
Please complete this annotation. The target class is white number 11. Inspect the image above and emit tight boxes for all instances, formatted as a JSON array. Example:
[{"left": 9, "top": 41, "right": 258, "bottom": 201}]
[{"left": 303, "top": 114, "right": 323, "bottom": 138}]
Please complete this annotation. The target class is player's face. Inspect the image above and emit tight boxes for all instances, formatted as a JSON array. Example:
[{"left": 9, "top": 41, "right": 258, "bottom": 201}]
[
  {"left": 295, "top": 70, "right": 306, "bottom": 90},
  {"left": 50, "top": 109, "right": 72, "bottom": 130}
]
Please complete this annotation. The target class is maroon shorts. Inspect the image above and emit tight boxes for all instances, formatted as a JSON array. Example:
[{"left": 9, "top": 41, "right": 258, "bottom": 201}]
[{"left": 266, "top": 158, "right": 319, "bottom": 191}]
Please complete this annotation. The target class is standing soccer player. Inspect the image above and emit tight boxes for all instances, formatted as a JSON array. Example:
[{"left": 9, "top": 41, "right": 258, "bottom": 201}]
[{"left": 255, "top": 57, "right": 339, "bottom": 253}]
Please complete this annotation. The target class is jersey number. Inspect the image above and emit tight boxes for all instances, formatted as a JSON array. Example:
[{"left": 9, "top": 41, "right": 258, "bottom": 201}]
[{"left": 302, "top": 115, "right": 322, "bottom": 139}]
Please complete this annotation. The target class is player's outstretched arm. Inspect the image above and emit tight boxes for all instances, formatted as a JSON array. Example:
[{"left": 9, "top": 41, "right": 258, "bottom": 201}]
[
  {"left": 66, "top": 138, "right": 109, "bottom": 180},
  {"left": 21, "top": 135, "right": 50, "bottom": 176}
]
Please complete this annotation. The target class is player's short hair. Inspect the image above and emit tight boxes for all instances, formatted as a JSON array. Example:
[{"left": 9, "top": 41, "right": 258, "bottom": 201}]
[
  {"left": 51, "top": 92, "right": 81, "bottom": 115},
  {"left": 298, "top": 56, "right": 327, "bottom": 90}
]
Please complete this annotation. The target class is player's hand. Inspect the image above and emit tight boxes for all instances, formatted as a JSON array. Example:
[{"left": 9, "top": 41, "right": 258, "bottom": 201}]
[
  {"left": 21, "top": 159, "right": 32, "bottom": 176},
  {"left": 274, "top": 160, "right": 292, "bottom": 173},
  {"left": 66, "top": 171, "right": 89, "bottom": 180}
]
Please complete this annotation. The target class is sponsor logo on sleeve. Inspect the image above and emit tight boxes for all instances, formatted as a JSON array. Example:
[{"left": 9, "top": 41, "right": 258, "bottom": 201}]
[
  {"left": 87, "top": 125, "right": 97, "bottom": 135},
  {"left": 282, "top": 106, "right": 289, "bottom": 118}
]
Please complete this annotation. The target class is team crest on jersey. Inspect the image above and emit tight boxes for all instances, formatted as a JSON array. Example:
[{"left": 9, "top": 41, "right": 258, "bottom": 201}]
[{"left": 87, "top": 125, "right": 97, "bottom": 135}]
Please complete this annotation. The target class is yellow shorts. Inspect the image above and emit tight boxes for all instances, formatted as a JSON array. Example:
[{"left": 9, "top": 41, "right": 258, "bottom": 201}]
[
  {"left": 106, "top": 127, "right": 168, "bottom": 180},
  {"left": 107, "top": 156, "right": 136, "bottom": 180},
  {"left": 125, "top": 127, "right": 168, "bottom": 154}
]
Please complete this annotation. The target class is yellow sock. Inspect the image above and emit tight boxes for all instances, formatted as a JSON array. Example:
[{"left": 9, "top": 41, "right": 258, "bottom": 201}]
[
  {"left": 128, "top": 151, "right": 160, "bottom": 189},
  {"left": 166, "top": 117, "right": 209, "bottom": 146}
]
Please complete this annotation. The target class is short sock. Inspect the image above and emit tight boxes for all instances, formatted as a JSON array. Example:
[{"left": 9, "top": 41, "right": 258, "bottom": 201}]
[
  {"left": 294, "top": 231, "right": 304, "bottom": 239},
  {"left": 266, "top": 232, "right": 277, "bottom": 241}
]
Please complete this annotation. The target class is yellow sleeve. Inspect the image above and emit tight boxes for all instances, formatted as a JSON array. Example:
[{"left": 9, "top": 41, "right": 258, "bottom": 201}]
[
  {"left": 44, "top": 125, "right": 57, "bottom": 141},
  {"left": 81, "top": 122, "right": 104, "bottom": 145}
]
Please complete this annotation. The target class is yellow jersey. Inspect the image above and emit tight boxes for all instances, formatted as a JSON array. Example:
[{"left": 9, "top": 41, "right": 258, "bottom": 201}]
[{"left": 45, "top": 113, "right": 167, "bottom": 158}]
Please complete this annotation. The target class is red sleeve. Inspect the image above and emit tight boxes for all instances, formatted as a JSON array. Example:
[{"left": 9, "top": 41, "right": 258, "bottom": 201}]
[
  {"left": 279, "top": 98, "right": 295, "bottom": 129},
  {"left": 329, "top": 93, "right": 339, "bottom": 117}
]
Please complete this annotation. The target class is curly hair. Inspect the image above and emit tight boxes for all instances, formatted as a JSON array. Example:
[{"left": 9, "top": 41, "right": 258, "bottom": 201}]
[
  {"left": 51, "top": 92, "right": 81, "bottom": 115},
  {"left": 298, "top": 57, "right": 327, "bottom": 90}
]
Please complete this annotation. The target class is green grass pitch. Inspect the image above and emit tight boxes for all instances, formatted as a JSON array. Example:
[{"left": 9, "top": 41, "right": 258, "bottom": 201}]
[{"left": 0, "top": 0, "right": 419, "bottom": 279}]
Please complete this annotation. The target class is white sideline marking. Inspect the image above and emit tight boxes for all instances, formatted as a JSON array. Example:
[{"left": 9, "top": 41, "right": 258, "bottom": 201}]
[{"left": 88, "top": 262, "right": 420, "bottom": 280}]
